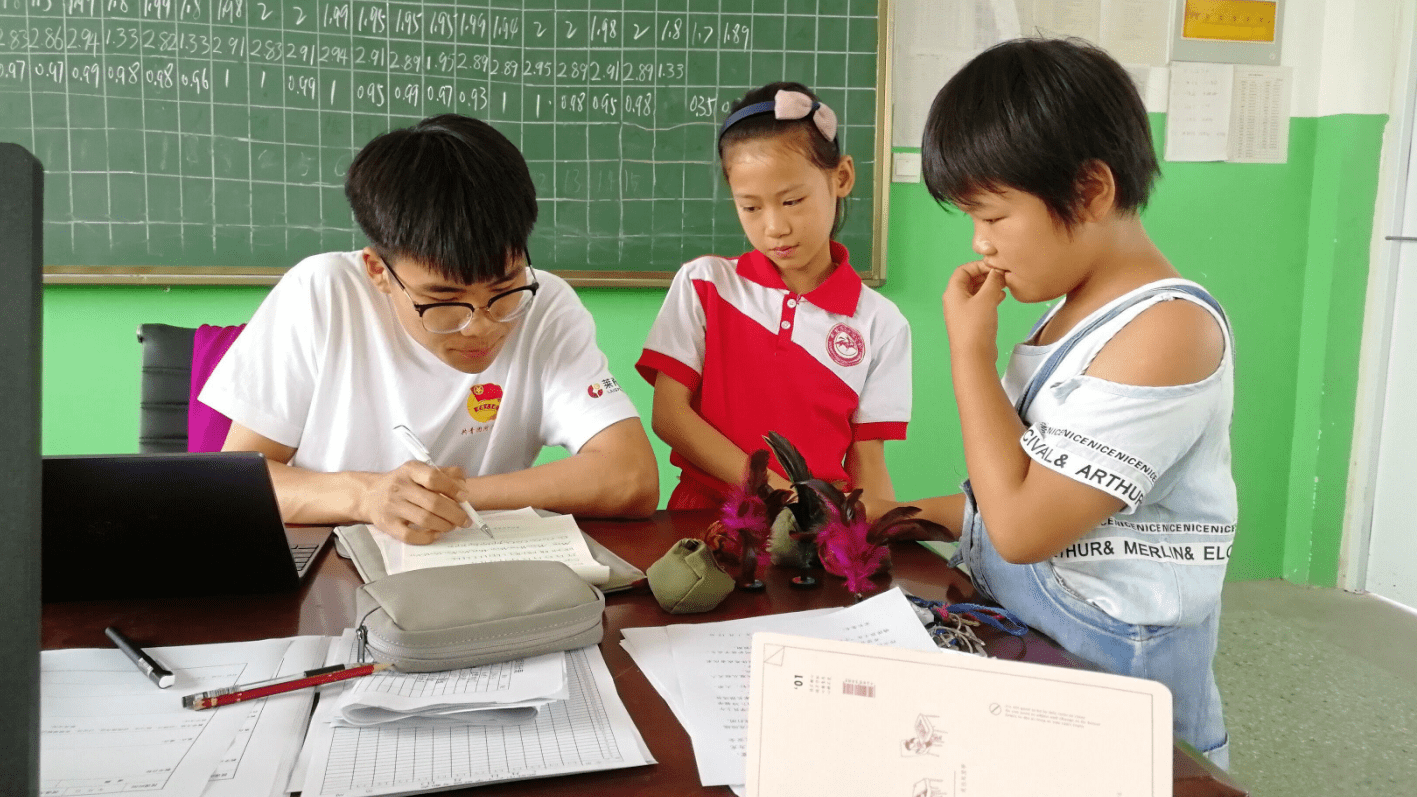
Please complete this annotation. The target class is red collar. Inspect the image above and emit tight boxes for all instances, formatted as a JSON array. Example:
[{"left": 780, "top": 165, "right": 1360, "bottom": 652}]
[{"left": 734, "top": 241, "right": 862, "bottom": 315}]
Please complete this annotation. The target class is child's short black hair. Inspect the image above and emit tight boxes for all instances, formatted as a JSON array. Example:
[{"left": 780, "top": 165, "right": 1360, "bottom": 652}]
[
  {"left": 718, "top": 81, "right": 848, "bottom": 235},
  {"left": 922, "top": 38, "right": 1159, "bottom": 227},
  {"left": 345, "top": 114, "right": 537, "bottom": 283}
]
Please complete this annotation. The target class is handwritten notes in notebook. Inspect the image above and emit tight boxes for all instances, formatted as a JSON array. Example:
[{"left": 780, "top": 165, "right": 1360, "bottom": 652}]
[{"left": 372, "top": 508, "right": 612, "bottom": 585}]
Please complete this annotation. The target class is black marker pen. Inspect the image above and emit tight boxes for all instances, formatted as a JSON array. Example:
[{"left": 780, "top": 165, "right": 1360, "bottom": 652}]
[{"left": 104, "top": 626, "right": 174, "bottom": 689}]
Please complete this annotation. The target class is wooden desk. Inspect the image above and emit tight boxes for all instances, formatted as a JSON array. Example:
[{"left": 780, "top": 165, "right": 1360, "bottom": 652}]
[{"left": 43, "top": 511, "right": 1246, "bottom": 796}]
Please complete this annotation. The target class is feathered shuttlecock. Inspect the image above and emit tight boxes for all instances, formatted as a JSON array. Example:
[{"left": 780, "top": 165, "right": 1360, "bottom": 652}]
[
  {"left": 761, "top": 430, "right": 954, "bottom": 590},
  {"left": 764, "top": 430, "right": 846, "bottom": 536},
  {"left": 813, "top": 489, "right": 888, "bottom": 596},
  {"left": 706, "top": 450, "right": 792, "bottom": 587},
  {"left": 763, "top": 431, "right": 847, "bottom": 571},
  {"left": 808, "top": 486, "right": 956, "bottom": 598}
]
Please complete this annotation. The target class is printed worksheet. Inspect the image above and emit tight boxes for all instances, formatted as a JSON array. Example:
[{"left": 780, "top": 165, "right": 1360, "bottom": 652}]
[
  {"left": 373, "top": 508, "right": 611, "bottom": 583},
  {"left": 1166, "top": 62, "right": 1234, "bottom": 161},
  {"left": 1228, "top": 66, "right": 1293, "bottom": 164},
  {"left": 746, "top": 633, "right": 1172, "bottom": 797},
  {"left": 665, "top": 588, "right": 940, "bottom": 786},
  {"left": 40, "top": 637, "right": 294, "bottom": 797},
  {"left": 203, "top": 636, "right": 329, "bottom": 797},
  {"left": 298, "top": 641, "right": 652, "bottom": 796},
  {"left": 620, "top": 608, "right": 838, "bottom": 731}
]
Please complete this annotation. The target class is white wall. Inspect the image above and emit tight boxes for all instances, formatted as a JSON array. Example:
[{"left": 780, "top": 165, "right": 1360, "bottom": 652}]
[
  {"left": 1293, "top": 0, "right": 1409, "bottom": 116},
  {"left": 1363, "top": 138, "right": 1417, "bottom": 606},
  {"left": 887, "top": 0, "right": 1407, "bottom": 143},
  {"left": 1344, "top": 0, "right": 1417, "bottom": 603}
]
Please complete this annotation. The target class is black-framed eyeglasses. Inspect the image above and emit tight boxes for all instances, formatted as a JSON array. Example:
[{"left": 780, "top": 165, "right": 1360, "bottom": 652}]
[{"left": 383, "top": 257, "right": 539, "bottom": 334}]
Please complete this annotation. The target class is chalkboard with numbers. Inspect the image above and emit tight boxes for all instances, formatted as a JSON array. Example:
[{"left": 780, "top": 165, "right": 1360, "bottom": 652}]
[{"left": 0, "top": 0, "right": 890, "bottom": 286}]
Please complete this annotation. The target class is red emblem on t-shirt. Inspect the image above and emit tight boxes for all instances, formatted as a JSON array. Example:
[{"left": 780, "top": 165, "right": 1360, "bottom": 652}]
[
  {"left": 827, "top": 323, "right": 865, "bottom": 367},
  {"left": 467, "top": 383, "right": 503, "bottom": 423},
  {"left": 587, "top": 383, "right": 604, "bottom": 398}
]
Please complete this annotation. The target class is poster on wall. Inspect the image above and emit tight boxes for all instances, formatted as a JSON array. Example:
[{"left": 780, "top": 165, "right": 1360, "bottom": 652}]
[
  {"left": 890, "top": 0, "right": 1172, "bottom": 148},
  {"left": 1172, "top": 0, "right": 1284, "bottom": 65},
  {"left": 1165, "top": 63, "right": 1292, "bottom": 163},
  {"left": 1165, "top": 62, "right": 1235, "bottom": 161}
]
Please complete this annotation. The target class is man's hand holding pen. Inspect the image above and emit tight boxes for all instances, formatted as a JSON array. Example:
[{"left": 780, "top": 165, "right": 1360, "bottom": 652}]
[
  {"left": 373, "top": 424, "right": 494, "bottom": 544},
  {"left": 357, "top": 461, "right": 473, "bottom": 544}
]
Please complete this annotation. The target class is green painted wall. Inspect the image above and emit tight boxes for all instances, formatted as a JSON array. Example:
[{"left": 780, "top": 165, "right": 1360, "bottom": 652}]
[
  {"left": 1283, "top": 115, "right": 1388, "bottom": 586},
  {"left": 39, "top": 114, "right": 1385, "bottom": 585}
]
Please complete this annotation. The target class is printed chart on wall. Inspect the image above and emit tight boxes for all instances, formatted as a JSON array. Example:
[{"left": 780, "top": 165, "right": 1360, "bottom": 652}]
[{"left": 0, "top": 0, "right": 888, "bottom": 285}]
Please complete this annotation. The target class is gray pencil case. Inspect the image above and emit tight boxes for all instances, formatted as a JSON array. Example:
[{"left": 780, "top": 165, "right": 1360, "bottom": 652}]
[{"left": 355, "top": 560, "right": 605, "bottom": 672}]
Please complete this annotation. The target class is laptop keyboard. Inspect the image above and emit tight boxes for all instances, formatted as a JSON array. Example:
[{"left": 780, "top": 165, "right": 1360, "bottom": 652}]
[{"left": 290, "top": 543, "right": 322, "bottom": 576}]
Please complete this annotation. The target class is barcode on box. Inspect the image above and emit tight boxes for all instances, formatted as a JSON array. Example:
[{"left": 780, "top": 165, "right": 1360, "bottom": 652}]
[{"left": 842, "top": 680, "right": 875, "bottom": 697}]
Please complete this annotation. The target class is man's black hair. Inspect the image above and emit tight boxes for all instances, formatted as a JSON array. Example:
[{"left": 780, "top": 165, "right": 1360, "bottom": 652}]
[
  {"left": 345, "top": 114, "right": 537, "bottom": 283},
  {"left": 718, "top": 81, "right": 849, "bottom": 236},
  {"left": 921, "top": 38, "right": 1160, "bottom": 227}
]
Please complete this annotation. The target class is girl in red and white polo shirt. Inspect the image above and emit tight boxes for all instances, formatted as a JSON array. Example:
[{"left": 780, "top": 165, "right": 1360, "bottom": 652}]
[{"left": 637, "top": 81, "right": 912, "bottom": 510}]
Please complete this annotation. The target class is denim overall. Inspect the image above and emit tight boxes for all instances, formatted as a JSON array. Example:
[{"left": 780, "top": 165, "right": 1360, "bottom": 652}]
[{"left": 956, "top": 284, "right": 1231, "bottom": 768}]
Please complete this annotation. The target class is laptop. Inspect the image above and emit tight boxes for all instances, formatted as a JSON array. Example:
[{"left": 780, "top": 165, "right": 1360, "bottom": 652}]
[{"left": 42, "top": 451, "right": 332, "bottom": 601}]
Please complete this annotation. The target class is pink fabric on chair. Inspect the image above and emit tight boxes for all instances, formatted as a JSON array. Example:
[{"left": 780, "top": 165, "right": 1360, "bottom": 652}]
[{"left": 188, "top": 324, "right": 246, "bottom": 452}]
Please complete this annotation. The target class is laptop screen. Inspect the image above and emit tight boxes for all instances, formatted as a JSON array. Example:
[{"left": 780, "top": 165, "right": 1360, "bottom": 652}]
[{"left": 42, "top": 451, "right": 316, "bottom": 601}]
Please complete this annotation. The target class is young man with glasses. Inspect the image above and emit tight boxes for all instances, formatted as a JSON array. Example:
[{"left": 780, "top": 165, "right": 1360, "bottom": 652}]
[{"left": 200, "top": 115, "right": 659, "bottom": 543}]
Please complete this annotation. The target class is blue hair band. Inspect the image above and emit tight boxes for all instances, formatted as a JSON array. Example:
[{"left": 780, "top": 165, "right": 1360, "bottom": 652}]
[
  {"left": 718, "top": 100, "right": 779, "bottom": 138},
  {"left": 718, "top": 93, "right": 836, "bottom": 143}
]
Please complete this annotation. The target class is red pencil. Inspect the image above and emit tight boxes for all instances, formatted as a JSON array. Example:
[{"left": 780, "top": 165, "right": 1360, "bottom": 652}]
[{"left": 182, "top": 661, "right": 392, "bottom": 710}]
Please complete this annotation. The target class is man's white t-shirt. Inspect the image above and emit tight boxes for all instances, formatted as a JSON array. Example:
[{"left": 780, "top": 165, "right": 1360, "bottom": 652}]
[{"left": 200, "top": 251, "right": 639, "bottom": 476}]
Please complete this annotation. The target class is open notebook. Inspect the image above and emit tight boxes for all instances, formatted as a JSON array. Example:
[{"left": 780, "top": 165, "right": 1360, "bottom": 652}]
[
  {"left": 334, "top": 509, "right": 645, "bottom": 592},
  {"left": 41, "top": 452, "right": 331, "bottom": 601}
]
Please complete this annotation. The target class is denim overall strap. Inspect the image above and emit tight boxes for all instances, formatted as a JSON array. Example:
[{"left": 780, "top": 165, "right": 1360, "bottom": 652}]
[{"left": 1013, "top": 284, "right": 1226, "bottom": 417}]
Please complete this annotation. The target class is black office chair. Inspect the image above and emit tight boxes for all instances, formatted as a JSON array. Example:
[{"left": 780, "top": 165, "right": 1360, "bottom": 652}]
[{"left": 136, "top": 323, "right": 196, "bottom": 453}]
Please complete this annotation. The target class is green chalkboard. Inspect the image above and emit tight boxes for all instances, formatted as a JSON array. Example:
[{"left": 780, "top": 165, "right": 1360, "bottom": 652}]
[{"left": 0, "top": 0, "right": 890, "bottom": 286}]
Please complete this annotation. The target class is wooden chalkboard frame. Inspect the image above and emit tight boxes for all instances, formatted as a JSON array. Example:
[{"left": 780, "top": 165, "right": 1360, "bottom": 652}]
[{"left": 37, "top": 0, "right": 893, "bottom": 289}]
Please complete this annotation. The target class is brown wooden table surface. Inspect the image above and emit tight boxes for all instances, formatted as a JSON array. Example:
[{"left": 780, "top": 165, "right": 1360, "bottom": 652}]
[{"left": 42, "top": 510, "right": 1247, "bottom": 796}]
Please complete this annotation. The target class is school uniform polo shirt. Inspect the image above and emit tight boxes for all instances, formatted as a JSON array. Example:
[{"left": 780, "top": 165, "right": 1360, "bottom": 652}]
[{"left": 637, "top": 243, "right": 911, "bottom": 492}]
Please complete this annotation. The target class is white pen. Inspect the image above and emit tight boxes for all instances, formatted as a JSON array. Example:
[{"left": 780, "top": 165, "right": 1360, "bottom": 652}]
[{"left": 393, "top": 424, "right": 494, "bottom": 539}]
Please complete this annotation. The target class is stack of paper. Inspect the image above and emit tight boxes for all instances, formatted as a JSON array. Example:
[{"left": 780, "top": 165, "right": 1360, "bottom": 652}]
[
  {"left": 327, "top": 649, "right": 568, "bottom": 727},
  {"left": 40, "top": 635, "right": 328, "bottom": 797},
  {"left": 372, "top": 507, "right": 612, "bottom": 584},
  {"left": 295, "top": 631, "right": 654, "bottom": 797},
  {"left": 620, "top": 588, "right": 941, "bottom": 793}
]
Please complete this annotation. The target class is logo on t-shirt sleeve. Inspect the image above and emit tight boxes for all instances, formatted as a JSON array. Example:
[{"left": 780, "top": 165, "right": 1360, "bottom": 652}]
[
  {"left": 467, "top": 383, "right": 503, "bottom": 423},
  {"left": 587, "top": 377, "right": 623, "bottom": 398},
  {"left": 827, "top": 323, "right": 865, "bottom": 367}
]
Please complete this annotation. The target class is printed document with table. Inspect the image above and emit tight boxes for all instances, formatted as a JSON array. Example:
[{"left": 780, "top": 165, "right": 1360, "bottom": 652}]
[
  {"left": 295, "top": 630, "right": 653, "bottom": 797},
  {"left": 39, "top": 636, "right": 327, "bottom": 797},
  {"left": 40, "top": 630, "right": 652, "bottom": 797}
]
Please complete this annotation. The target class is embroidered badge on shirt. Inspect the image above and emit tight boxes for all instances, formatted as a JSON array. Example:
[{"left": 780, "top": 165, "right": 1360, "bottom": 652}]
[
  {"left": 467, "top": 383, "right": 503, "bottom": 423},
  {"left": 827, "top": 323, "right": 865, "bottom": 367}
]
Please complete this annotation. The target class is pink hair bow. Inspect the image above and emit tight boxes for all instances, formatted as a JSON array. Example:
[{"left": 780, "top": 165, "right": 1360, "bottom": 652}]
[{"left": 774, "top": 89, "right": 838, "bottom": 142}]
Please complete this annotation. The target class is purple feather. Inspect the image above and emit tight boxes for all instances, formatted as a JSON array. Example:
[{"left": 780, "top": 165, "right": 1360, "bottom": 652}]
[{"left": 812, "top": 492, "right": 889, "bottom": 596}]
